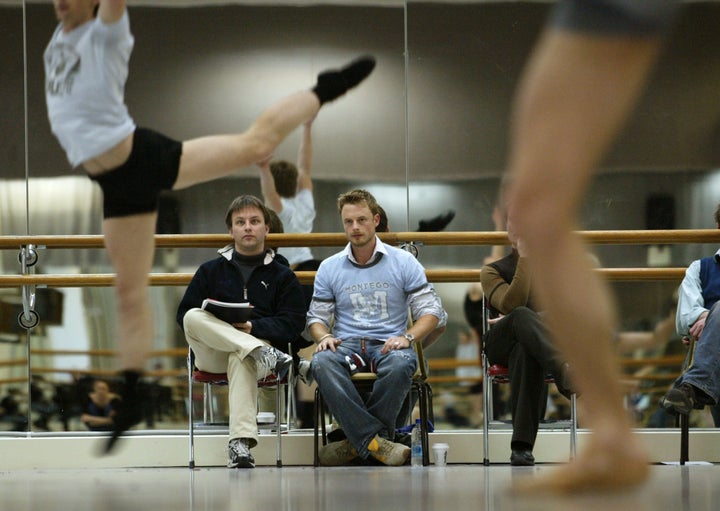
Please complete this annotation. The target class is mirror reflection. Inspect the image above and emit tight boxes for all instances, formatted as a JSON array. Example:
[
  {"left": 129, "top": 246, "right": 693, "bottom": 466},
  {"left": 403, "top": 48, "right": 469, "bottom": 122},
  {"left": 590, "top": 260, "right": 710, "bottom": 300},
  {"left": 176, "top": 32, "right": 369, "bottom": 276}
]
[
  {"left": 15, "top": 0, "right": 405, "bottom": 433},
  {"left": 2, "top": 0, "right": 720, "bottom": 437},
  {"left": 405, "top": 0, "right": 720, "bottom": 432},
  {"left": 0, "top": 0, "right": 29, "bottom": 433}
]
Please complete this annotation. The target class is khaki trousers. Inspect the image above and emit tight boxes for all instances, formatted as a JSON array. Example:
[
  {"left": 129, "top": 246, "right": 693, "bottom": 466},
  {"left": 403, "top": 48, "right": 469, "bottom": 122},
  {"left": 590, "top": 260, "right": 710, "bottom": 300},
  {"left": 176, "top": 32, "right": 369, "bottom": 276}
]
[{"left": 184, "top": 307, "right": 274, "bottom": 445}]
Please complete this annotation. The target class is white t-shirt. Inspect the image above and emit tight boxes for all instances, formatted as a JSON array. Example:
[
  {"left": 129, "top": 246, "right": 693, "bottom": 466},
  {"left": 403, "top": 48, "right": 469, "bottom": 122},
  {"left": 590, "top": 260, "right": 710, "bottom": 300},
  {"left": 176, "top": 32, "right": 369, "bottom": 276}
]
[
  {"left": 278, "top": 188, "right": 316, "bottom": 266},
  {"left": 44, "top": 12, "right": 136, "bottom": 167}
]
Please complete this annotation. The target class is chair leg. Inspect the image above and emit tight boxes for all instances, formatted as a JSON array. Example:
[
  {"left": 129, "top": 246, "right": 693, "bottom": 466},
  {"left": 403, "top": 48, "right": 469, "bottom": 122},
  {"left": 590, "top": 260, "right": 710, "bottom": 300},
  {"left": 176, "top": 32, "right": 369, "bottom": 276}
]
[
  {"left": 276, "top": 381, "right": 282, "bottom": 468},
  {"left": 570, "top": 392, "right": 578, "bottom": 460},
  {"left": 188, "top": 355, "right": 195, "bottom": 470},
  {"left": 418, "top": 383, "right": 430, "bottom": 466},
  {"left": 482, "top": 359, "right": 491, "bottom": 466},
  {"left": 680, "top": 412, "right": 689, "bottom": 465},
  {"left": 313, "top": 387, "right": 321, "bottom": 467}
]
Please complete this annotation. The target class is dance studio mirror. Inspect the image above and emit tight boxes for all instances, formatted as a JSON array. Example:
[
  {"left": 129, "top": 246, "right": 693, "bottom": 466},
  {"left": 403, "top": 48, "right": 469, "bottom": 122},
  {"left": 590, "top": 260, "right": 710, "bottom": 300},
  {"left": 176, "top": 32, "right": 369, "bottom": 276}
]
[{"left": 1, "top": 0, "right": 720, "bottom": 437}]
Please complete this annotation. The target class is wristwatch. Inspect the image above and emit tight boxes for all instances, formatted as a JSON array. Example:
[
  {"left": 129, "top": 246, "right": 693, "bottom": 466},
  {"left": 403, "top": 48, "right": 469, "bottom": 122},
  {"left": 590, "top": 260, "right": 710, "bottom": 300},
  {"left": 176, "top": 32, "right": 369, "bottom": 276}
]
[{"left": 403, "top": 333, "right": 415, "bottom": 345}]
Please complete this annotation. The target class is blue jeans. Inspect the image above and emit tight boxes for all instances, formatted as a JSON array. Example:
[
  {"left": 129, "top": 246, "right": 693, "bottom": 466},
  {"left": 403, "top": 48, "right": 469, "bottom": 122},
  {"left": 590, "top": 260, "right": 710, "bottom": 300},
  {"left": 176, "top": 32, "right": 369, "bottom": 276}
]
[
  {"left": 675, "top": 301, "right": 720, "bottom": 405},
  {"left": 312, "top": 337, "right": 418, "bottom": 458}
]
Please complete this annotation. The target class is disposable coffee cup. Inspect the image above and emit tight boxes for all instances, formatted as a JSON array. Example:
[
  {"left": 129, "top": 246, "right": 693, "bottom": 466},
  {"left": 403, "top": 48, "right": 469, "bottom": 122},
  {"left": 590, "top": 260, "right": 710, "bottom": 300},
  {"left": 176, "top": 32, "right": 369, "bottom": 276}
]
[
  {"left": 257, "top": 412, "right": 275, "bottom": 434},
  {"left": 432, "top": 443, "right": 449, "bottom": 466}
]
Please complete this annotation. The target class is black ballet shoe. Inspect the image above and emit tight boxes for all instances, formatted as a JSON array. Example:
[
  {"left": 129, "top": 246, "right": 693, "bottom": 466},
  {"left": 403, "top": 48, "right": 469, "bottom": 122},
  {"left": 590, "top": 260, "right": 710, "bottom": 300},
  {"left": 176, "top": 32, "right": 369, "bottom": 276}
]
[
  {"left": 417, "top": 209, "right": 456, "bottom": 232},
  {"left": 103, "top": 370, "right": 144, "bottom": 454},
  {"left": 313, "top": 55, "right": 376, "bottom": 104}
]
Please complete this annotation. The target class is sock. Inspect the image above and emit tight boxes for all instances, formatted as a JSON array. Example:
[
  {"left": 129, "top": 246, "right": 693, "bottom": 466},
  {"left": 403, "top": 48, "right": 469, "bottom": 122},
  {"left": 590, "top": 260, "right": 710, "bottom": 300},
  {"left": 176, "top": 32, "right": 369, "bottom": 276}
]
[
  {"left": 249, "top": 346, "right": 266, "bottom": 361},
  {"left": 367, "top": 436, "right": 380, "bottom": 452},
  {"left": 103, "top": 370, "right": 143, "bottom": 454},
  {"left": 312, "top": 55, "right": 376, "bottom": 105},
  {"left": 511, "top": 441, "right": 532, "bottom": 452}
]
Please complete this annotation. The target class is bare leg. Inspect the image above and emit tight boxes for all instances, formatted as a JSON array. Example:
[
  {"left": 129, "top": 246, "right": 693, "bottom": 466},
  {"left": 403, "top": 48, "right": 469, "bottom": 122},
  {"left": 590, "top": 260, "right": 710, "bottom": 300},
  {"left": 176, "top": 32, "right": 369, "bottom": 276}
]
[
  {"left": 507, "top": 30, "right": 663, "bottom": 493},
  {"left": 173, "top": 55, "right": 375, "bottom": 189},
  {"left": 103, "top": 213, "right": 158, "bottom": 370},
  {"left": 174, "top": 91, "right": 320, "bottom": 190}
]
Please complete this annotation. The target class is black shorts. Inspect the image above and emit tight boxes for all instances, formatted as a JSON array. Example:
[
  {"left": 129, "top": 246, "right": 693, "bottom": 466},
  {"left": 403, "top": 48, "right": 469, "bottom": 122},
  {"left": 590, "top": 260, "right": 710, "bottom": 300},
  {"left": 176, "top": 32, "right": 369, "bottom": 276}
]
[{"left": 90, "top": 128, "right": 182, "bottom": 218}]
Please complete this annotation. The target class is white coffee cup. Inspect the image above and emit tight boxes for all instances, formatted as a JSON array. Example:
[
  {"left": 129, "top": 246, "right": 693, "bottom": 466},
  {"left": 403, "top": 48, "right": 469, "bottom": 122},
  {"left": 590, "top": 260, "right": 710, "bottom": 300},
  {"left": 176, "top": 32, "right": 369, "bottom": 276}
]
[
  {"left": 432, "top": 443, "right": 449, "bottom": 466},
  {"left": 257, "top": 412, "right": 275, "bottom": 434}
]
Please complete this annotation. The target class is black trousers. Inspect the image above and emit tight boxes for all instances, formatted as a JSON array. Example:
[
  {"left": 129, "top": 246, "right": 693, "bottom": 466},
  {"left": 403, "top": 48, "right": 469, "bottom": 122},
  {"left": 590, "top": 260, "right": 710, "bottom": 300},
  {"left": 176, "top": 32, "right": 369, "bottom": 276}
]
[{"left": 484, "top": 306, "right": 560, "bottom": 448}]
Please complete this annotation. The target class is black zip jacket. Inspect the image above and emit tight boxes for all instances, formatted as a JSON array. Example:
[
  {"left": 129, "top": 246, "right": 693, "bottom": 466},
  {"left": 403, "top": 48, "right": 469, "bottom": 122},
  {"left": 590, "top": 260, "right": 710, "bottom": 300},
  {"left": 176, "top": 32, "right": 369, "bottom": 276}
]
[{"left": 177, "top": 246, "right": 306, "bottom": 352}]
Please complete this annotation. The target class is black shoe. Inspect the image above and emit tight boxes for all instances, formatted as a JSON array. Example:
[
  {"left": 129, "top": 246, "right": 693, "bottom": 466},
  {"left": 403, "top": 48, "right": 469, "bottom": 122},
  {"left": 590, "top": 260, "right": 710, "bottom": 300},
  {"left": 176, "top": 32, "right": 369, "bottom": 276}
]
[
  {"left": 103, "top": 370, "right": 145, "bottom": 454},
  {"left": 417, "top": 209, "right": 456, "bottom": 232},
  {"left": 313, "top": 55, "right": 376, "bottom": 104},
  {"left": 660, "top": 383, "right": 700, "bottom": 415},
  {"left": 510, "top": 449, "right": 535, "bottom": 466}
]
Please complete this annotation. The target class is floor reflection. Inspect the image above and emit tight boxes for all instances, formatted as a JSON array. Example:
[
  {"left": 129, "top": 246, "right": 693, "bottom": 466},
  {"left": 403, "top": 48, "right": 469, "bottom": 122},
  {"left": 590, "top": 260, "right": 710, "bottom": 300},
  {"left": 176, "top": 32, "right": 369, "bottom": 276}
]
[{"left": 1, "top": 464, "right": 719, "bottom": 511}]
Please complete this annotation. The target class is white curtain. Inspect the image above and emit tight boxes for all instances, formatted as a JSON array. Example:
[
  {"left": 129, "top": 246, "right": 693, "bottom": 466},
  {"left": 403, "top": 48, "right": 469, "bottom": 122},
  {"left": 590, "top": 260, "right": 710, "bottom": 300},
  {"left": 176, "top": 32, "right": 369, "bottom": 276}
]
[{"left": 0, "top": 176, "right": 103, "bottom": 272}]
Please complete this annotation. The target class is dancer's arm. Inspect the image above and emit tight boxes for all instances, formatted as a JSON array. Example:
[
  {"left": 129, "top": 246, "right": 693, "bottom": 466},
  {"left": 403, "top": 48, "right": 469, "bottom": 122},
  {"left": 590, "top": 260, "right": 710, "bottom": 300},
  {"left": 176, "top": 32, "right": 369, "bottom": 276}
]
[
  {"left": 98, "top": 0, "right": 126, "bottom": 23},
  {"left": 296, "top": 120, "right": 314, "bottom": 192},
  {"left": 258, "top": 161, "right": 283, "bottom": 213}
]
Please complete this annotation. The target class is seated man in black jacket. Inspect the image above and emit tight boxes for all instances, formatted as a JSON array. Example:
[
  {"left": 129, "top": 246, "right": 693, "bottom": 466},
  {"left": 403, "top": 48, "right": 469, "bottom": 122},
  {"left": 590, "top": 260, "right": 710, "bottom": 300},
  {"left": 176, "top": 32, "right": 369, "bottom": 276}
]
[{"left": 177, "top": 195, "right": 306, "bottom": 469}]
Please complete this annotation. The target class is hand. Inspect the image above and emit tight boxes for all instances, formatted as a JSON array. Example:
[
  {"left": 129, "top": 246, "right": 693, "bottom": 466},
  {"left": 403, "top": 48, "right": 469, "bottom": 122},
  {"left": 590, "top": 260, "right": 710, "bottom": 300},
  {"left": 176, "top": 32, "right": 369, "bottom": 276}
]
[
  {"left": 233, "top": 321, "right": 252, "bottom": 334},
  {"left": 381, "top": 336, "right": 411, "bottom": 354},
  {"left": 315, "top": 336, "right": 342, "bottom": 353},
  {"left": 256, "top": 155, "right": 273, "bottom": 170},
  {"left": 689, "top": 311, "right": 708, "bottom": 340},
  {"left": 487, "top": 314, "right": 505, "bottom": 325}
]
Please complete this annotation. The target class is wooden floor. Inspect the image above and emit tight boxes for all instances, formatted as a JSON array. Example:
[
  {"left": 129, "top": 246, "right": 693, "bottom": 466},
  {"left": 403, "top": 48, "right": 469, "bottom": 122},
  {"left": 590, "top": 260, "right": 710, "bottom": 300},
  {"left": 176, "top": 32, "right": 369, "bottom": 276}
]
[{"left": 2, "top": 464, "right": 719, "bottom": 511}]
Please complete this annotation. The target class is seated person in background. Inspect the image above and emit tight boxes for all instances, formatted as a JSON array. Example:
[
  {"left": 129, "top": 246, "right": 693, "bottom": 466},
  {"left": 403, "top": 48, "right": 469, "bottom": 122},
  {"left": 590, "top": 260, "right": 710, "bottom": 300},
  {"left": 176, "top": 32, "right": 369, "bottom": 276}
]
[
  {"left": 177, "top": 195, "right": 306, "bottom": 469},
  {"left": 0, "top": 388, "right": 28, "bottom": 431},
  {"left": 308, "top": 189, "right": 447, "bottom": 466},
  {"left": 661, "top": 202, "right": 720, "bottom": 418},
  {"left": 81, "top": 379, "right": 117, "bottom": 432},
  {"left": 258, "top": 120, "right": 321, "bottom": 288},
  {"left": 480, "top": 212, "right": 574, "bottom": 466},
  {"left": 464, "top": 203, "right": 507, "bottom": 336}
]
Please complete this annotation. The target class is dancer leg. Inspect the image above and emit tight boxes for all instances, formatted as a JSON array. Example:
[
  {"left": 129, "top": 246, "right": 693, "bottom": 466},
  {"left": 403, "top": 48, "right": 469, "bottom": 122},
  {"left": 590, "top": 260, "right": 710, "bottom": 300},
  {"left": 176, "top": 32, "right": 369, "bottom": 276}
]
[
  {"left": 507, "top": 30, "right": 663, "bottom": 493},
  {"left": 101, "top": 212, "right": 158, "bottom": 452},
  {"left": 174, "top": 56, "right": 375, "bottom": 190}
]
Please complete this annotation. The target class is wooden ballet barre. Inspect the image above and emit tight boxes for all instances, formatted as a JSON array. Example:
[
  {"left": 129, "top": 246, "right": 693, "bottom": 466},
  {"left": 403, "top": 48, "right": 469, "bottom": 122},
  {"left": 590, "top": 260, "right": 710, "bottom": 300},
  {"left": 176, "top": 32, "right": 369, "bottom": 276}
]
[
  {"left": 428, "top": 358, "right": 482, "bottom": 371},
  {"left": 0, "top": 377, "right": 30, "bottom": 385},
  {"left": 0, "top": 359, "right": 27, "bottom": 368},
  {"left": 619, "top": 354, "right": 686, "bottom": 368},
  {"left": 28, "top": 347, "right": 188, "bottom": 358},
  {"left": 2, "top": 229, "right": 720, "bottom": 250},
  {"left": 29, "top": 367, "right": 186, "bottom": 378},
  {"left": 0, "top": 267, "right": 685, "bottom": 289},
  {"left": 427, "top": 375, "right": 483, "bottom": 384}
]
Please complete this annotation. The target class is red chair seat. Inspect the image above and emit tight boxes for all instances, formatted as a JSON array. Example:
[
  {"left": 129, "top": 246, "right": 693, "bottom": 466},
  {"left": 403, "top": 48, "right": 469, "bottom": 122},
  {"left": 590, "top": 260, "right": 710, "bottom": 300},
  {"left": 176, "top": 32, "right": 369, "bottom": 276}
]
[{"left": 192, "top": 370, "right": 228, "bottom": 385}]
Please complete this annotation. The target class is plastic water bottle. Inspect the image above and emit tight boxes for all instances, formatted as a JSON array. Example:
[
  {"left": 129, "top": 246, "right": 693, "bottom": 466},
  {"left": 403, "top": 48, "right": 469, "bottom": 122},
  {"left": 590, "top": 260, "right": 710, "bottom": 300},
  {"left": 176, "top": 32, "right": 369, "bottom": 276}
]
[{"left": 411, "top": 418, "right": 423, "bottom": 468}]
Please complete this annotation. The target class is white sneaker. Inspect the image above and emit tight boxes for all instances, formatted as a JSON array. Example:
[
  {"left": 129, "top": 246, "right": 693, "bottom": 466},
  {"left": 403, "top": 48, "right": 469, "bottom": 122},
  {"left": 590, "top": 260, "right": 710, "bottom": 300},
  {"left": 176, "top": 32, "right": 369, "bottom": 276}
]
[
  {"left": 254, "top": 346, "right": 292, "bottom": 380},
  {"left": 227, "top": 438, "right": 255, "bottom": 468}
]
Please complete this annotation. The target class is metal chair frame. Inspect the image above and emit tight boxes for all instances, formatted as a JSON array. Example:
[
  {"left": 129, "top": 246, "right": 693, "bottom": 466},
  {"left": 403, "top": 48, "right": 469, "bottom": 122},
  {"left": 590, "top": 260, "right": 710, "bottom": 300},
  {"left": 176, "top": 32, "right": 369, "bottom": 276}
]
[
  {"left": 312, "top": 341, "right": 433, "bottom": 467},
  {"left": 187, "top": 347, "right": 295, "bottom": 468}
]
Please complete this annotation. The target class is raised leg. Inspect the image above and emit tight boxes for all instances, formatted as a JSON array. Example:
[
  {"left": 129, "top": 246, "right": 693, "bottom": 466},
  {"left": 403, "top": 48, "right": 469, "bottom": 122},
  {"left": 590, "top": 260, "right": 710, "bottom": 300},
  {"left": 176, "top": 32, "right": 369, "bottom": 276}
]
[{"left": 174, "top": 56, "right": 375, "bottom": 190}]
